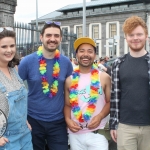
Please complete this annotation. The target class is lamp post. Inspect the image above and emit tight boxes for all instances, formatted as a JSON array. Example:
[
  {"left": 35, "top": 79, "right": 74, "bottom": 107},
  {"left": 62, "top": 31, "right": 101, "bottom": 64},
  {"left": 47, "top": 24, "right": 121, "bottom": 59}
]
[
  {"left": 104, "top": 35, "right": 120, "bottom": 57},
  {"left": 83, "top": 0, "right": 86, "bottom": 36},
  {"left": 36, "top": 0, "right": 39, "bottom": 46}
]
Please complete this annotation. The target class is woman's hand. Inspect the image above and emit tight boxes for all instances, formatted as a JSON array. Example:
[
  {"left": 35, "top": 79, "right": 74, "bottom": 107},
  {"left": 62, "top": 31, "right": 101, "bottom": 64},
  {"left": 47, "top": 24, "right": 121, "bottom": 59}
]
[
  {"left": 0, "top": 137, "right": 9, "bottom": 146},
  {"left": 26, "top": 120, "right": 32, "bottom": 131}
]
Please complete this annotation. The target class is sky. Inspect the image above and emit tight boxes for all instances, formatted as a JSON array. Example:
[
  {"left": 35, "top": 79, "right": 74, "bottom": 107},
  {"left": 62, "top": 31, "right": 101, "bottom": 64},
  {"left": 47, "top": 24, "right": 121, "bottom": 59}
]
[{"left": 14, "top": 0, "right": 91, "bottom": 23}]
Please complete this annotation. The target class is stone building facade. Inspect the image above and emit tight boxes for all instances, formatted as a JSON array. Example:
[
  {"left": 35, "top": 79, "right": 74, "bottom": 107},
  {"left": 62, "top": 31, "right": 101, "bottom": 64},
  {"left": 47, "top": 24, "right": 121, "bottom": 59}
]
[
  {"left": 31, "top": 0, "right": 150, "bottom": 58},
  {"left": 0, "top": 0, "right": 17, "bottom": 27}
]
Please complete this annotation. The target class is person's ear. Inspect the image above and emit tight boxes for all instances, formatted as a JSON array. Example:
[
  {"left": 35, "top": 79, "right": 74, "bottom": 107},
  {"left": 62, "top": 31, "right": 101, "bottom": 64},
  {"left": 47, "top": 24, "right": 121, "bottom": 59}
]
[{"left": 40, "top": 35, "right": 43, "bottom": 43}]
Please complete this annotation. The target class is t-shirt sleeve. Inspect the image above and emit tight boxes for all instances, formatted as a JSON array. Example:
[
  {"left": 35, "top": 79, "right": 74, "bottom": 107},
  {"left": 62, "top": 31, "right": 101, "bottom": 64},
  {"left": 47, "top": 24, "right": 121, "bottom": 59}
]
[
  {"left": 18, "top": 57, "right": 28, "bottom": 81},
  {"left": 66, "top": 60, "right": 73, "bottom": 77},
  {"left": 98, "top": 64, "right": 105, "bottom": 70}
]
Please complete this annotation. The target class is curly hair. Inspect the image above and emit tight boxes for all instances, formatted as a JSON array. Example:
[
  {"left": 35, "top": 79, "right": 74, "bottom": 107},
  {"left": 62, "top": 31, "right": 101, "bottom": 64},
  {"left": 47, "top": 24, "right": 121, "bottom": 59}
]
[
  {"left": 0, "top": 29, "right": 20, "bottom": 67},
  {"left": 122, "top": 16, "right": 148, "bottom": 35}
]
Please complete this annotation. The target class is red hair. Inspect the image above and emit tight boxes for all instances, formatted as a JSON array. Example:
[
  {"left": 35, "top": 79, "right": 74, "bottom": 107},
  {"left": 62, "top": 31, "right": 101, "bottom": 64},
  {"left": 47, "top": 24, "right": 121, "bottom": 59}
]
[{"left": 123, "top": 16, "right": 148, "bottom": 35}]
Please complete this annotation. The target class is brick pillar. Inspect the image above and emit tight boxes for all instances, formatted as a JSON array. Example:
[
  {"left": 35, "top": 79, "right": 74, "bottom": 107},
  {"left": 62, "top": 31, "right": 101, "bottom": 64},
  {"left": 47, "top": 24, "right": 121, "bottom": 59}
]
[{"left": 0, "top": 0, "right": 17, "bottom": 27}]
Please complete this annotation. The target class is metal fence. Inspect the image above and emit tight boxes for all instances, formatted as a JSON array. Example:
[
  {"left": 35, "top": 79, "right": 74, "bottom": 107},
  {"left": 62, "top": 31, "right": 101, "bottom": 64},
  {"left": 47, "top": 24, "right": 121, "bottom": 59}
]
[
  {"left": 14, "top": 22, "right": 39, "bottom": 57},
  {"left": 61, "top": 30, "right": 77, "bottom": 58},
  {"left": 14, "top": 22, "right": 77, "bottom": 58}
]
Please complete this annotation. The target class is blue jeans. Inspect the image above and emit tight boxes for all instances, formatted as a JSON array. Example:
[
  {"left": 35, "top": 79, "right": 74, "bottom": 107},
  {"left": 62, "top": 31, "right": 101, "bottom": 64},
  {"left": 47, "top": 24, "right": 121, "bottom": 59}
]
[{"left": 27, "top": 115, "right": 68, "bottom": 150}]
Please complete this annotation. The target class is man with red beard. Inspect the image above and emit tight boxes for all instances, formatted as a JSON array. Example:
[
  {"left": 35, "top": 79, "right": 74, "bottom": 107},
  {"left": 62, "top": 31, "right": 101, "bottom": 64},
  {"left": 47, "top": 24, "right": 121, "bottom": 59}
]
[
  {"left": 18, "top": 22, "right": 73, "bottom": 150},
  {"left": 110, "top": 16, "right": 150, "bottom": 150}
]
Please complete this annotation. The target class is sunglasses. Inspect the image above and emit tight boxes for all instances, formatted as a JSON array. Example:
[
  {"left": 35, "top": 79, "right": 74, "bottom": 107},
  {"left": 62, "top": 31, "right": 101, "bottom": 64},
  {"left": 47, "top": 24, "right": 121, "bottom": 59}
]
[
  {"left": 0, "top": 27, "right": 14, "bottom": 33},
  {"left": 45, "top": 21, "right": 61, "bottom": 26}
]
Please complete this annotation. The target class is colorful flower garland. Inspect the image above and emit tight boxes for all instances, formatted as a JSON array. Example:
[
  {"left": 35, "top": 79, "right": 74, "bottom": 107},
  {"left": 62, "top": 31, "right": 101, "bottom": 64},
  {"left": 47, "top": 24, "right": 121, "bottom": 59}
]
[
  {"left": 69, "top": 64, "right": 100, "bottom": 123},
  {"left": 37, "top": 46, "right": 60, "bottom": 98}
]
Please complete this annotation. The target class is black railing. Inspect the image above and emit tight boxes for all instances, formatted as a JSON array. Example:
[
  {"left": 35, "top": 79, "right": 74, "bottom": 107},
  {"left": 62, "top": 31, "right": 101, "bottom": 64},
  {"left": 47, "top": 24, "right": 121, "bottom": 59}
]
[{"left": 14, "top": 22, "right": 77, "bottom": 58}]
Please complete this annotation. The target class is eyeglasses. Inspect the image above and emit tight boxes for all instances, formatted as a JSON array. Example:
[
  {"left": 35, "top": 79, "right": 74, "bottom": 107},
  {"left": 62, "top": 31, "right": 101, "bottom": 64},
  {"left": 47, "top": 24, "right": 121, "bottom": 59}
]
[
  {"left": 45, "top": 21, "right": 61, "bottom": 26},
  {"left": 0, "top": 27, "right": 14, "bottom": 33}
]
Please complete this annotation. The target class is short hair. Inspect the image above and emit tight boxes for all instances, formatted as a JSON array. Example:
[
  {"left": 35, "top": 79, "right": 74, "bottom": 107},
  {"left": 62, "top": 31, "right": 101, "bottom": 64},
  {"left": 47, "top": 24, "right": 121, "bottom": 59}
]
[
  {"left": 123, "top": 16, "right": 148, "bottom": 35},
  {"left": 0, "top": 29, "right": 19, "bottom": 67},
  {"left": 99, "top": 57, "right": 105, "bottom": 62},
  {"left": 40, "top": 23, "right": 62, "bottom": 36}
]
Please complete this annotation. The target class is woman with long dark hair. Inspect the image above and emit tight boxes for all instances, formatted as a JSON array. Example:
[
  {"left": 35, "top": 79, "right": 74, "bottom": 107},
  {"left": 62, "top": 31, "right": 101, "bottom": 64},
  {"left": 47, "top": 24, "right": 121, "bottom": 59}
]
[{"left": 0, "top": 27, "right": 33, "bottom": 150}]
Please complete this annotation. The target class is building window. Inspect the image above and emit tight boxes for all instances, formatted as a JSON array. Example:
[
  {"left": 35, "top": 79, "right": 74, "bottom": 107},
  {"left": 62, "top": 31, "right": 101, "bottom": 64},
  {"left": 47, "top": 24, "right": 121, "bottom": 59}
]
[
  {"left": 109, "top": 23, "right": 117, "bottom": 56},
  {"left": 109, "top": 24, "right": 117, "bottom": 38},
  {"left": 106, "top": 21, "right": 120, "bottom": 57},
  {"left": 62, "top": 27, "right": 68, "bottom": 41},
  {"left": 76, "top": 26, "right": 82, "bottom": 38},
  {"left": 92, "top": 24, "right": 99, "bottom": 39}
]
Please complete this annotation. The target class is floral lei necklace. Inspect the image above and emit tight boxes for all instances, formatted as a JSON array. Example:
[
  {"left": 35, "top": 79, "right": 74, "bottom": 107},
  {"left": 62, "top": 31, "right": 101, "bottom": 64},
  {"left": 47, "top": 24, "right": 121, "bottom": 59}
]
[
  {"left": 69, "top": 64, "right": 100, "bottom": 123},
  {"left": 37, "top": 46, "right": 60, "bottom": 98}
]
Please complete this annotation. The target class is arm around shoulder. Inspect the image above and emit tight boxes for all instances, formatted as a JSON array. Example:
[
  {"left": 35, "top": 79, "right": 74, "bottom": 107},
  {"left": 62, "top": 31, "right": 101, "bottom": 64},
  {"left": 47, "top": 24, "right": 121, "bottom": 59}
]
[
  {"left": 18, "top": 56, "right": 29, "bottom": 80},
  {"left": 98, "top": 72, "right": 111, "bottom": 119},
  {"left": 109, "top": 61, "right": 119, "bottom": 130},
  {"left": 66, "top": 58, "right": 73, "bottom": 77},
  {"left": 64, "top": 76, "right": 72, "bottom": 119},
  {"left": 100, "top": 72, "right": 111, "bottom": 103}
]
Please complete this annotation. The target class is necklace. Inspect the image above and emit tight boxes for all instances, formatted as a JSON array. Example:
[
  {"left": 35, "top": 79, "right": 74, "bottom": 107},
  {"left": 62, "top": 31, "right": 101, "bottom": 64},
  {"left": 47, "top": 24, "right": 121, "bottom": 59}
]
[
  {"left": 69, "top": 64, "right": 100, "bottom": 123},
  {"left": 37, "top": 46, "right": 60, "bottom": 98}
]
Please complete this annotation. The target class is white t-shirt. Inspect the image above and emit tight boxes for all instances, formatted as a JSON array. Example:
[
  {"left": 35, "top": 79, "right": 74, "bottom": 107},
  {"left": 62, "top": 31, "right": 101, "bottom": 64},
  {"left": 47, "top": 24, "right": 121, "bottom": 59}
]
[{"left": 98, "top": 64, "right": 106, "bottom": 71}]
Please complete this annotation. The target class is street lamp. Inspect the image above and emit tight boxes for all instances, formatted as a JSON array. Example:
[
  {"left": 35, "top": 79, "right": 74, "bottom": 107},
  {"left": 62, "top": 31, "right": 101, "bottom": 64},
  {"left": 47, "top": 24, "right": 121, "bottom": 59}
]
[
  {"left": 104, "top": 35, "right": 120, "bottom": 57},
  {"left": 36, "top": 0, "right": 39, "bottom": 46},
  {"left": 83, "top": 0, "right": 86, "bottom": 36}
]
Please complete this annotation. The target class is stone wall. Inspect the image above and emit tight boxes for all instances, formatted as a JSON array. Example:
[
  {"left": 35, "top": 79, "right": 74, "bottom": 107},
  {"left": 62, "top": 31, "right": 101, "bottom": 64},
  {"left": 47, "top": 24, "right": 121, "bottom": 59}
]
[
  {"left": 0, "top": 0, "right": 17, "bottom": 27},
  {"left": 33, "top": 1, "right": 150, "bottom": 57},
  {"left": 54, "top": 2, "right": 150, "bottom": 57}
]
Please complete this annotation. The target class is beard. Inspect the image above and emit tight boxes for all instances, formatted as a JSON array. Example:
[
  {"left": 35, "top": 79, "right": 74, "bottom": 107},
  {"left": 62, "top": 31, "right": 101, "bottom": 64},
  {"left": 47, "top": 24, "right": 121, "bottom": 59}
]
[
  {"left": 78, "top": 61, "right": 93, "bottom": 68},
  {"left": 77, "top": 56, "right": 93, "bottom": 67},
  {"left": 43, "top": 41, "right": 58, "bottom": 52},
  {"left": 128, "top": 39, "right": 146, "bottom": 52},
  {"left": 129, "top": 43, "right": 145, "bottom": 52}
]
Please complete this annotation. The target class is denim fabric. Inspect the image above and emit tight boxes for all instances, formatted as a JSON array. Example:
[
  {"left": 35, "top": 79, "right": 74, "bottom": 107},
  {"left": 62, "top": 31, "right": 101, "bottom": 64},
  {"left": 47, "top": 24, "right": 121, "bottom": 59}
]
[
  {"left": 0, "top": 69, "right": 33, "bottom": 150},
  {"left": 27, "top": 115, "right": 68, "bottom": 150}
]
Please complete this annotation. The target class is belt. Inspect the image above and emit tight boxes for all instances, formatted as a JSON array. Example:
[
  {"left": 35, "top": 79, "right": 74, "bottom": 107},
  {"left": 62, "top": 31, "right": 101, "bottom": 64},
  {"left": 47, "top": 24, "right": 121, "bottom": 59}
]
[
  {"left": 92, "top": 129, "right": 111, "bottom": 140},
  {"left": 92, "top": 129, "right": 99, "bottom": 134}
]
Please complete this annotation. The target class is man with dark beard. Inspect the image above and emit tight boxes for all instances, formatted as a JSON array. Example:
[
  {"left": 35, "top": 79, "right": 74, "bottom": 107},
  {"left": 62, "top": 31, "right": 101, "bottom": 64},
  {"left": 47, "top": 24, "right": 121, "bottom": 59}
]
[
  {"left": 18, "top": 22, "right": 73, "bottom": 150},
  {"left": 110, "top": 16, "right": 150, "bottom": 150},
  {"left": 64, "top": 37, "right": 111, "bottom": 150}
]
